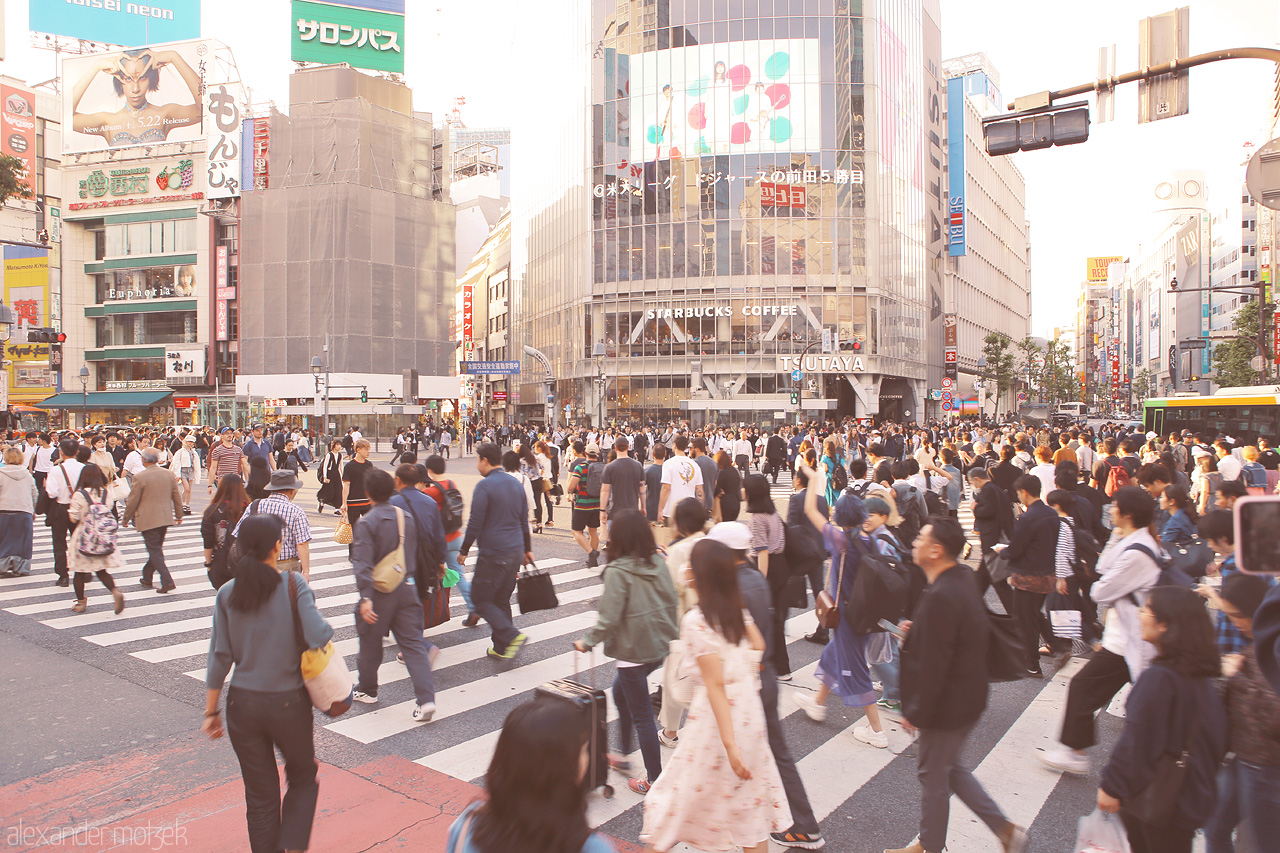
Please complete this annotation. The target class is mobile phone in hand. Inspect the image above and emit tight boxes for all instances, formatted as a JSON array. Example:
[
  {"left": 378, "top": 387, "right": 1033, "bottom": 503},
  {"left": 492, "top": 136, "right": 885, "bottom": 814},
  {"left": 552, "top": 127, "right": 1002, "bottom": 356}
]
[
  {"left": 1235, "top": 496, "right": 1280, "bottom": 575},
  {"left": 878, "top": 618, "right": 906, "bottom": 639}
]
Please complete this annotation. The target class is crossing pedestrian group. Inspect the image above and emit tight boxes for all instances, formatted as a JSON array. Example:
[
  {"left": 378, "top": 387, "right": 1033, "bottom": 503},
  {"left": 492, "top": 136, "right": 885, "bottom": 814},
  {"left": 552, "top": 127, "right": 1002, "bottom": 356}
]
[{"left": 3, "top": 414, "right": 1280, "bottom": 853}]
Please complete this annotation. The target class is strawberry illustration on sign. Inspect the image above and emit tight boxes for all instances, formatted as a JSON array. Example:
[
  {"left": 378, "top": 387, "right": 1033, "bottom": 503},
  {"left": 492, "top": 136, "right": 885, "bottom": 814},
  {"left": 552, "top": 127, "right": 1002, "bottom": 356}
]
[{"left": 156, "top": 167, "right": 171, "bottom": 191}]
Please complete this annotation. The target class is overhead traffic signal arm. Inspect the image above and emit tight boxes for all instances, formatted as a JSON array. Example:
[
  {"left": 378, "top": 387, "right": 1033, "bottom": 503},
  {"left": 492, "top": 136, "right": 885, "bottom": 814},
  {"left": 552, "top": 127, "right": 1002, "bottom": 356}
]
[{"left": 985, "top": 47, "right": 1280, "bottom": 157}]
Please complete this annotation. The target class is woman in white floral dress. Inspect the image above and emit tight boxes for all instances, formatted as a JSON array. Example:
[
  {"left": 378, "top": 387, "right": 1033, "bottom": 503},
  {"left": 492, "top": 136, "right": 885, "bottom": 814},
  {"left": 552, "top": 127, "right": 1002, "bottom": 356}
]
[{"left": 640, "top": 539, "right": 791, "bottom": 853}]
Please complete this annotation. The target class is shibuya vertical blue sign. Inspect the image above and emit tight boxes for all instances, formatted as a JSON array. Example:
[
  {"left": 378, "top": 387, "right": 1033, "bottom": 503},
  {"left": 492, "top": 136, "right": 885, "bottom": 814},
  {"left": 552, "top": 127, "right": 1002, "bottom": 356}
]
[
  {"left": 946, "top": 77, "right": 966, "bottom": 257},
  {"left": 30, "top": 0, "right": 202, "bottom": 46}
]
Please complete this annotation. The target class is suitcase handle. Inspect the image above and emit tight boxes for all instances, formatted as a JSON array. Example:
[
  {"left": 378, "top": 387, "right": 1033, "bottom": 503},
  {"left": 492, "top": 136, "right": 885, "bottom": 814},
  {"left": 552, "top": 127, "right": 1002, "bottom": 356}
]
[{"left": 574, "top": 648, "right": 595, "bottom": 688}]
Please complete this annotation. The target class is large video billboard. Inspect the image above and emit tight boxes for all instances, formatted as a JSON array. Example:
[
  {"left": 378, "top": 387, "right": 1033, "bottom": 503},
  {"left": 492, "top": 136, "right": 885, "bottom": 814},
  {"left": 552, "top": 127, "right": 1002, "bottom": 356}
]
[
  {"left": 31, "top": 0, "right": 201, "bottom": 47},
  {"left": 62, "top": 40, "right": 233, "bottom": 155},
  {"left": 630, "top": 39, "right": 820, "bottom": 160}
]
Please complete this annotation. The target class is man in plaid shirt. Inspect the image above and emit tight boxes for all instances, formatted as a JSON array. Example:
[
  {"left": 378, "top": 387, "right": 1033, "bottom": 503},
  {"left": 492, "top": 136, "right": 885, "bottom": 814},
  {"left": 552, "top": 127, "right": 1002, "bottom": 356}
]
[{"left": 231, "top": 470, "right": 312, "bottom": 578}]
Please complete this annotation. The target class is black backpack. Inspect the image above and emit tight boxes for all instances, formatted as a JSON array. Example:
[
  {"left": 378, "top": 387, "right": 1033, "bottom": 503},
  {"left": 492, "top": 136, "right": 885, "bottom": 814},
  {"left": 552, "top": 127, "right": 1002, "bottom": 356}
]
[
  {"left": 428, "top": 477, "right": 465, "bottom": 534},
  {"left": 893, "top": 485, "right": 926, "bottom": 545},
  {"left": 272, "top": 431, "right": 286, "bottom": 452},
  {"left": 1123, "top": 543, "right": 1196, "bottom": 591},
  {"left": 922, "top": 488, "right": 945, "bottom": 518},
  {"left": 827, "top": 456, "right": 848, "bottom": 492},
  {"left": 846, "top": 535, "right": 911, "bottom": 634}
]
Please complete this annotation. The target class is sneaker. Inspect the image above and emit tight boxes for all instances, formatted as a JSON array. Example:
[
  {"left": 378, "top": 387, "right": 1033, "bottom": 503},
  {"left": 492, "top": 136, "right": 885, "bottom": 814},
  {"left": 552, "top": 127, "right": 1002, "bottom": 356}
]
[
  {"left": 627, "top": 777, "right": 651, "bottom": 795},
  {"left": 778, "top": 672, "right": 793, "bottom": 682},
  {"left": 999, "top": 823, "right": 1029, "bottom": 853},
  {"left": 411, "top": 702, "right": 436, "bottom": 723},
  {"left": 183, "top": 506, "right": 192, "bottom": 516},
  {"left": 769, "top": 830, "right": 826, "bottom": 850},
  {"left": 352, "top": 690, "right": 378, "bottom": 705},
  {"left": 852, "top": 724, "right": 888, "bottom": 749},
  {"left": 1038, "top": 747, "right": 1089, "bottom": 775},
  {"left": 55, "top": 577, "right": 70, "bottom": 587},
  {"left": 138, "top": 579, "right": 153, "bottom": 589},
  {"left": 606, "top": 754, "right": 632, "bottom": 773},
  {"left": 461, "top": 612, "right": 481, "bottom": 628},
  {"left": 876, "top": 698, "right": 901, "bottom": 712},
  {"left": 883, "top": 840, "right": 933, "bottom": 853},
  {"left": 792, "top": 692, "right": 827, "bottom": 722},
  {"left": 657, "top": 731, "right": 679, "bottom": 748},
  {"left": 488, "top": 633, "right": 529, "bottom": 660},
  {"left": 427, "top": 644, "right": 442, "bottom": 668},
  {"left": 586, "top": 550, "right": 599, "bottom": 568}
]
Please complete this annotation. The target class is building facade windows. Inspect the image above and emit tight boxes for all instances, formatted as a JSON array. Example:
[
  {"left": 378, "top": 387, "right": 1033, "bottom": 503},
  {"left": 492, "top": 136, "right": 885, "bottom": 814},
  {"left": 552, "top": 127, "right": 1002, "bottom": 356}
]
[{"left": 104, "top": 218, "right": 197, "bottom": 258}]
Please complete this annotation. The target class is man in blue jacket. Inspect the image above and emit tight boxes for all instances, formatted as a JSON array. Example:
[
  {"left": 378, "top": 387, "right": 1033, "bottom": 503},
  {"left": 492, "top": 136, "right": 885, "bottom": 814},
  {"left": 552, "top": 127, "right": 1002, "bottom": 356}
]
[{"left": 459, "top": 443, "right": 534, "bottom": 660}]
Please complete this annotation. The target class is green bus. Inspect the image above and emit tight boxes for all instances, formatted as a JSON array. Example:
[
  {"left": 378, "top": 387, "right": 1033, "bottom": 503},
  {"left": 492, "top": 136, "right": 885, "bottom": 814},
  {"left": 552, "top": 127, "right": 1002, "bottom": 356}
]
[{"left": 1143, "top": 386, "right": 1280, "bottom": 445}]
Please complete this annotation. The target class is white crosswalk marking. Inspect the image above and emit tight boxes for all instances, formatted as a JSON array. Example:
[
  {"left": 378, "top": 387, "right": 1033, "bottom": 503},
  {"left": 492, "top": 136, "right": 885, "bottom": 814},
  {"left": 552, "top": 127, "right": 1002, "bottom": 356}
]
[{"left": 2, "top": 493, "right": 1094, "bottom": 842}]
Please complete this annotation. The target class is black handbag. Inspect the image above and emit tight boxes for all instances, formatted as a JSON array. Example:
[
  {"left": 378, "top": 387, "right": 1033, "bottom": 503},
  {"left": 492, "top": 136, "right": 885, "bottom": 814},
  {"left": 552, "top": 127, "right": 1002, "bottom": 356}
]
[
  {"left": 517, "top": 560, "right": 559, "bottom": 614},
  {"left": 1168, "top": 536, "right": 1213, "bottom": 578},
  {"left": 986, "top": 606, "right": 1027, "bottom": 682},
  {"left": 1125, "top": 679, "right": 1199, "bottom": 825}
]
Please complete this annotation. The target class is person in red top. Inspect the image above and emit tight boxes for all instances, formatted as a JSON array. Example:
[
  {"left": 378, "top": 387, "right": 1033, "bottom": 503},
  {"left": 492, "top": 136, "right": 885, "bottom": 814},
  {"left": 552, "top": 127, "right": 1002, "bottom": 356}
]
[{"left": 422, "top": 455, "right": 475, "bottom": 626}]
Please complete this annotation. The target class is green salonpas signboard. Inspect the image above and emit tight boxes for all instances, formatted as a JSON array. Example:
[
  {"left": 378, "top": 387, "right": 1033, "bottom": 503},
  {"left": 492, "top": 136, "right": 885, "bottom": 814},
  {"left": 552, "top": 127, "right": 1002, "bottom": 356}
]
[{"left": 292, "top": 0, "right": 405, "bottom": 74}]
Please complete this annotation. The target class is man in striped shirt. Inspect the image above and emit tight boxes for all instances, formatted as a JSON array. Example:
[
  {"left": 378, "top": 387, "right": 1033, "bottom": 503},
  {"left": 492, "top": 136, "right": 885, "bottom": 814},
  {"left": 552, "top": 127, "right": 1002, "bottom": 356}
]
[{"left": 206, "top": 428, "right": 248, "bottom": 494}]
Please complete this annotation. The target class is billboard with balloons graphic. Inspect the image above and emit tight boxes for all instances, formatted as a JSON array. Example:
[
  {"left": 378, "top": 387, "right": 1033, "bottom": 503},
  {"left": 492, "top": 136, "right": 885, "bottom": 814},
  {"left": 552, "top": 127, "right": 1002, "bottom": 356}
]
[{"left": 630, "top": 39, "right": 820, "bottom": 161}]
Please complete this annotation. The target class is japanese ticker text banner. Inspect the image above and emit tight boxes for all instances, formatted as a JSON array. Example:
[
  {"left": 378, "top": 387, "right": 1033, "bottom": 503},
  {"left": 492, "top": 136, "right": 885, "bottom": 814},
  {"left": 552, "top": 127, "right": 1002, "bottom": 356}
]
[{"left": 292, "top": 0, "right": 405, "bottom": 74}]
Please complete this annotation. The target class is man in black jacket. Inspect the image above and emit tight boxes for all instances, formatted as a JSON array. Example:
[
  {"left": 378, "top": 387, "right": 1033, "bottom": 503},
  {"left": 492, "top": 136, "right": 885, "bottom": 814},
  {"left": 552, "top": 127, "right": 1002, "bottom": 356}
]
[
  {"left": 888, "top": 516, "right": 1026, "bottom": 853},
  {"left": 764, "top": 429, "right": 788, "bottom": 484},
  {"left": 1000, "top": 474, "right": 1061, "bottom": 677},
  {"left": 968, "top": 466, "right": 1015, "bottom": 611},
  {"left": 787, "top": 467, "right": 830, "bottom": 645}
]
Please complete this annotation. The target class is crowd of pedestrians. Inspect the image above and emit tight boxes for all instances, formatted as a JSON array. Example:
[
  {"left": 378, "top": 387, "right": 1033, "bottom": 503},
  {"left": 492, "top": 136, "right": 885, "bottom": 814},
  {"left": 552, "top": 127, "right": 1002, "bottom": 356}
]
[{"left": 4, "top": 412, "right": 1280, "bottom": 853}]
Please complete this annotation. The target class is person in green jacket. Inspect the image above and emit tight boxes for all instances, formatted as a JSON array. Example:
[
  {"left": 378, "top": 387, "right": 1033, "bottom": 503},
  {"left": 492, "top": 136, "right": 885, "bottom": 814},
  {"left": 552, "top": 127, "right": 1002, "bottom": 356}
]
[{"left": 575, "top": 508, "right": 679, "bottom": 796}]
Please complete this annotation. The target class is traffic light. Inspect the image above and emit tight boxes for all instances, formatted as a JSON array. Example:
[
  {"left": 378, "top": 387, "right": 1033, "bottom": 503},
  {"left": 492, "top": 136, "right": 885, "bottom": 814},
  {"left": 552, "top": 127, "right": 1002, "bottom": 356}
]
[
  {"left": 360, "top": 387, "right": 368, "bottom": 403},
  {"left": 26, "top": 327, "right": 64, "bottom": 344},
  {"left": 789, "top": 392, "right": 799, "bottom": 406},
  {"left": 982, "top": 103, "right": 1090, "bottom": 157}
]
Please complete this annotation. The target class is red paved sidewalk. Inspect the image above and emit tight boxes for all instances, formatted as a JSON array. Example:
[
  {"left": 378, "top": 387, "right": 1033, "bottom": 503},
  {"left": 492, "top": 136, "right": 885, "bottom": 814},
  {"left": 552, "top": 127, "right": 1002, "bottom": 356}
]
[{"left": 2, "top": 738, "right": 643, "bottom": 851}]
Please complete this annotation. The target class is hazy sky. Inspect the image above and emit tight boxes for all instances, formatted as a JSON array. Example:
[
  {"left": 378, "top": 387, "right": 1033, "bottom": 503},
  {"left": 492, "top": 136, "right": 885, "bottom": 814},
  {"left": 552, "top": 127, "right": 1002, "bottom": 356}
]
[{"left": 2, "top": 0, "right": 1276, "bottom": 337}]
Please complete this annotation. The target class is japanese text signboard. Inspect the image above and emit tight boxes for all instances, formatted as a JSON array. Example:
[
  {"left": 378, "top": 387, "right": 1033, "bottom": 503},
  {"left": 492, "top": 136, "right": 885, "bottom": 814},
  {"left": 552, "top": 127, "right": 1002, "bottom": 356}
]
[
  {"left": 205, "top": 82, "right": 243, "bottom": 198},
  {"left": 291, "top": 0, "right": 405, "bottom": 74}
]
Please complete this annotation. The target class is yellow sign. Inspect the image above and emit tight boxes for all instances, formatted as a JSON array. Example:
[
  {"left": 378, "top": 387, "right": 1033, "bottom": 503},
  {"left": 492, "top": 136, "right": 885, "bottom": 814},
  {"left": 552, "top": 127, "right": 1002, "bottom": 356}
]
[
  {"left": 3, "top": 251, "right": 55, "bottom": 403},
  {"left": 1086, "top": 256, "right": 1123, "bottom": 283}
]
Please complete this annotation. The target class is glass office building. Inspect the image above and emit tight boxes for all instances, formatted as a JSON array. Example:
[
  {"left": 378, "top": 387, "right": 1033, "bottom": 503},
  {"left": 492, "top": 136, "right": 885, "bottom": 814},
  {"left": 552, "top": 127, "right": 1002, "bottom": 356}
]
[{"left": 513, "top": 0, "right": 946, "bottom": 426}]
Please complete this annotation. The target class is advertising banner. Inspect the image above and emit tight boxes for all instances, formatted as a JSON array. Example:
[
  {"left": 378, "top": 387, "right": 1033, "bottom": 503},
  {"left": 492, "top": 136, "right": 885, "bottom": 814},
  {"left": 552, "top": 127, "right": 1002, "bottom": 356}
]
[
  {"left": 946, "top": 78, "right": 966, "bottom": 257},
  {"left": 66, "top": 155, "right": 203, "bottom": 211},
  {"left": 3, "top": 247, "right": 54, "bottom": 402},
  {"left": 31, "top": 0, "right": 202, "bottom": 46},
  {"left": 165, "top": 347, "right": 205, "bottom": 381},
  {"left": 215, "top": 245, "right": 229, "bottom": 341},
  {"left": 291, "top": 0, "right": 405, "bottom": 74},
  {"left": 630, "top": 39, "right": 820, "bottom": 161},
  {"left": 62, "top": 40, "right": 238, "bottom": 155},
  {"left": 1086, "top": 256, "right": 1123, "bottom": 283},
  {"left": 205, "top": 82, "right": 243, "bottom": 198},
  {"left": 461, "top": 282, "right": 473, "bottom": 341},
  {"left": 1, "top": 84, "right": 36, "bottom": 178}
]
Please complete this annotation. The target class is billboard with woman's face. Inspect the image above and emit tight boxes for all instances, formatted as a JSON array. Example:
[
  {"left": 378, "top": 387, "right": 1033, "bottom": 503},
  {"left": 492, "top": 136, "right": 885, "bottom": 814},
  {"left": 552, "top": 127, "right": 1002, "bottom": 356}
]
[{"left": 62, "top": 40, "right": 211, "bottom": 155}]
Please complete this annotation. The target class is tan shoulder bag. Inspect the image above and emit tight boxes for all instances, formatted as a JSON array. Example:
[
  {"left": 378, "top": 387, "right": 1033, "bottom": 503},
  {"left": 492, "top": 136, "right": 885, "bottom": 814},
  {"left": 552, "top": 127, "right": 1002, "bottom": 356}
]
[{"left": 371, "top": 507, "right": 407, "bottom": 593}]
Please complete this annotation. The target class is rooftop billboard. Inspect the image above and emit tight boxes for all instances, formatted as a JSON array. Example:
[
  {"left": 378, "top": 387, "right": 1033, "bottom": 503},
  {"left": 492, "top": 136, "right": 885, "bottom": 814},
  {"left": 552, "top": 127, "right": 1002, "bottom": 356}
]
[{"left": 31, "top": 0, "right": 201, "bottom": 47}]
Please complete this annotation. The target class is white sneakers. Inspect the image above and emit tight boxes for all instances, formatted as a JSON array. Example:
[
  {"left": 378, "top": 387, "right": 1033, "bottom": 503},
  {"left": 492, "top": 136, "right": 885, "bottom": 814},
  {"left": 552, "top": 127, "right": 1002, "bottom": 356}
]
[
  {"left": 852, "top": 725, "right": 888, "bottom": 749},
  {"left": 1038, "top": 747, "right": 1089, "bottom": 775},
  {"left": 352, "top": 690, "right": 378, "bottom": 704},
  {"left": 793, "top": 692, "right": 827, "bottom": 722},
  {"left": 412, "top": 702, "right": 436, "bottom": 723}
]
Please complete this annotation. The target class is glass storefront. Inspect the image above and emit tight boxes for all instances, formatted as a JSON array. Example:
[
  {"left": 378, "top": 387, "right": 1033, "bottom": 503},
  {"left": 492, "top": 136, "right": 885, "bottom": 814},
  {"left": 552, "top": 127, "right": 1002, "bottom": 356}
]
[{"left": 513, "top": 0, "right": 935, "bottom": 424}]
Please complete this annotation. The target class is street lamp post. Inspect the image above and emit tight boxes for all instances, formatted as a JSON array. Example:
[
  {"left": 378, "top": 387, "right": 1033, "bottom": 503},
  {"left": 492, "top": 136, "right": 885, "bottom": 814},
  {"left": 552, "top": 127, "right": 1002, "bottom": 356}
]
[
  {"left": 311, "top": 352, "right": 330, "bottom": 441},
  {"left": 591, "top": 340, "right": 607, "bottom": 428},
  {"left": 975, "top": 356, "right": 989, "bottom": 421},
  {"left": 79, "top": 365, "right": 89, "bottom": 428},
  {"left": 0, "top": 300, "right": 15, "bottom": 421}
]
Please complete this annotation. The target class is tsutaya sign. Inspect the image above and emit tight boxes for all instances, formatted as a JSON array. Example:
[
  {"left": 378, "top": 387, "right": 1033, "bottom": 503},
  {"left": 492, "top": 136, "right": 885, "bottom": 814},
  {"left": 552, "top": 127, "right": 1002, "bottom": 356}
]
[
  {"left": 778, "top": 354, "right": 866, "bottom": 373},
  {"left": 646, "top": 304, "right": 801, "bottom": 320}
]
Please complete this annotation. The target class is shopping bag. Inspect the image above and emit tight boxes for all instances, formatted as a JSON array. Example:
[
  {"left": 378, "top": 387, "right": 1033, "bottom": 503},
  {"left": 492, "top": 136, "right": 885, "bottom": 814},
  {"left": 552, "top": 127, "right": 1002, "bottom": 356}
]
[
  {"left": 423, "top": 581, "right": 451, "bottom": 629},
  {"left": 517, "top": 561, "right": 559, "bottom": 614},
  {"left": 1047, "top": 590, "right": 1083, "bottom": 640},
  {"left": 1074, "top": 808, "right": 1130, "bottom": 853},
  {"left": 106, "top": 477, "right": 131, "bottom": 504},
  {"left": 986, "top": 607, "right": 1027, "bottom": 682},
  {"left": 864, "top": 630, "right": 894, "bottom": 666},
  {"left": 333, "top": 520, "right": 353, "bottom": 545},
  {"left": 288, "top": 573, "right": 353, "bottom": 717}
]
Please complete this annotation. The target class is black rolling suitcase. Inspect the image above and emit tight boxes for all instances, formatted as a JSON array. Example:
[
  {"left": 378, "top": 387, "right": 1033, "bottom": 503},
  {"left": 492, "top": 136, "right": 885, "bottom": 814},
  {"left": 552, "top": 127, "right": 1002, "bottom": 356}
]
[{"left": 535, "top": 654, "right": 614, "bottom": 798}]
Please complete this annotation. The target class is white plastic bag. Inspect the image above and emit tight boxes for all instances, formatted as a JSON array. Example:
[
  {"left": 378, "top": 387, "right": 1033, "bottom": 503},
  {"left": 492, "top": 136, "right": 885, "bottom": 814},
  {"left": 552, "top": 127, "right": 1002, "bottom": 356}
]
[{"left": 1074, "top": 808, "right": 1130, "bottom": 853}]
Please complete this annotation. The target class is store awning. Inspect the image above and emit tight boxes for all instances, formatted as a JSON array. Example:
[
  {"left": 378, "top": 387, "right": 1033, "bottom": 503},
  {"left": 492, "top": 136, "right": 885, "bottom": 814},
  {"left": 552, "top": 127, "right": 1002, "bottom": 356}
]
[{"left": 39, "top": 391, "right": 174, "bottom": 410}]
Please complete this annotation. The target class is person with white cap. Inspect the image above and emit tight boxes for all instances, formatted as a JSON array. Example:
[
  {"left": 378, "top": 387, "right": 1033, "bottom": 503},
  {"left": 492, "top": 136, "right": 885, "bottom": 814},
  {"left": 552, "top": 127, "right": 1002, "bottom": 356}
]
[{"left": 169, "top": 433, "right": 201, "bottom": 515}]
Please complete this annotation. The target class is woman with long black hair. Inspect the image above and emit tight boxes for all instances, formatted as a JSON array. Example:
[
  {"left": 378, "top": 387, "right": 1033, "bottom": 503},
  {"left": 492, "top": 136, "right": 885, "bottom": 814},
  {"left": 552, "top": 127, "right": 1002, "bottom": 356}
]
[
  {"left": 744, "top": 473, "right": 793, "bottom": 679},
  {"left": 447, "top": 697, "right": 617, "bottom": 853},
  {"left": 203, "top": 514, "right": 334, "bottom": 853},
  {"left": 202, "top": 473, "right": 250, "bottom": 588},
  {"left": 1097, "top": 586, "right": 1227, "bottom": 853},
  {"left": 316, "top": 439, "right": 344, "bottom": 515}
]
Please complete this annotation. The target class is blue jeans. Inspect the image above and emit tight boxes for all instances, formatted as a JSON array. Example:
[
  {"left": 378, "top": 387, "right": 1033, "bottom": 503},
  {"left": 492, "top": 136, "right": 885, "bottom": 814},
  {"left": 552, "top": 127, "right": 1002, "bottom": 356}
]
[
  {"left": 1205, "top": 757, "right": 1280, "bottom": 853},
  {"left": 870, "top": 636, "right": 901, "bottom": 703},
  {"left": 614, "top": 660, "right": 663, "bottom": 783},
  {"left": 445, "top": 537, "right": 472, "bottom": 612}
]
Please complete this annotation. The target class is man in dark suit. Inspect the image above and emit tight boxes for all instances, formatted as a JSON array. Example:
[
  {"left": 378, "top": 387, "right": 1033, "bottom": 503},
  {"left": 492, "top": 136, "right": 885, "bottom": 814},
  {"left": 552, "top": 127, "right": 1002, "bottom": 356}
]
[
  {"left": 998, "top": 474, "right": 1062, "bottom": 677},
  {"left": 968, "top": 466, "right": 1014, "bottom": 611},
  {"left": 888, "top": 516, "right": 1026, "bottom": 853}
]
